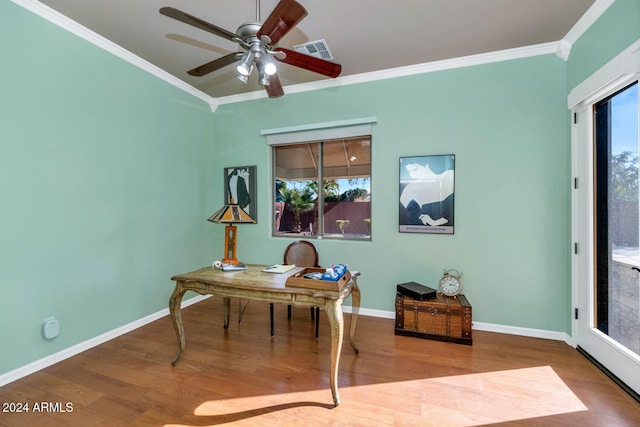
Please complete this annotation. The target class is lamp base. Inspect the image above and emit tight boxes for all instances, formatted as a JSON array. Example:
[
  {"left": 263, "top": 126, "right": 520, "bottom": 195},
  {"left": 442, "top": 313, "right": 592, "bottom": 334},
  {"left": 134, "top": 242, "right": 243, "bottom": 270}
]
[{"left": 222, "top": 224, "right": 240, "bottom": 264}]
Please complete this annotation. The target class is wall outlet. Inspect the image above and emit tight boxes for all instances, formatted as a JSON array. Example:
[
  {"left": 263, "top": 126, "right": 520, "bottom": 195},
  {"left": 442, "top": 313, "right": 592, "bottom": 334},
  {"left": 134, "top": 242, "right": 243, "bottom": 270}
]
[{"left": 43, "top": 317, "right": 60, "bottom": 340}]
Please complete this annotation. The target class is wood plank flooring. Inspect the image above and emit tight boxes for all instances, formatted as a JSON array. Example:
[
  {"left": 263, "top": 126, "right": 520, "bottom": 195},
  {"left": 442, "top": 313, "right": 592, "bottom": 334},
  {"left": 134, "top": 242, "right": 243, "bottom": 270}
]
[{"left": 1, "top": 296, "right": 639, "bottom": 426}]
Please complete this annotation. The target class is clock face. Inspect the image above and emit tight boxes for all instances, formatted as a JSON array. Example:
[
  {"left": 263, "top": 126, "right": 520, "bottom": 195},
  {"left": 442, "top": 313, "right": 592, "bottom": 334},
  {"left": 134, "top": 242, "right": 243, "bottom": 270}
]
[{"left": 440, "top": 275, "right": 461, "bottom": 296}]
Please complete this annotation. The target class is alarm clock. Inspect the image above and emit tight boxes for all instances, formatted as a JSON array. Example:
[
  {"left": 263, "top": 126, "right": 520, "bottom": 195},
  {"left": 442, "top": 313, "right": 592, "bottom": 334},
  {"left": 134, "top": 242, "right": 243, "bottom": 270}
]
[{"left": 439, "top": 269, "right": 463, "bottom": 297}]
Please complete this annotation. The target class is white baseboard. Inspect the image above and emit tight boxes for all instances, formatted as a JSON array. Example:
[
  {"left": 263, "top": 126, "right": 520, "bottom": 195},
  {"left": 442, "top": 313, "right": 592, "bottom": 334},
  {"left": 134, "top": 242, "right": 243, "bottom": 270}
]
[
  {"left": 472, "top": 321, "right": 571, "bottom": 343},
  {"left": 1, "top": 298, "right": 570, "bottom": 388},
  {"left": 0, "top": 295, "right": 210, "bottom": 388},
  {"left": 345, "top": 306, "right": 572, "bottom": 344},
  {"left": 343, "top": 306, "right": 396, "bottom": 319}
]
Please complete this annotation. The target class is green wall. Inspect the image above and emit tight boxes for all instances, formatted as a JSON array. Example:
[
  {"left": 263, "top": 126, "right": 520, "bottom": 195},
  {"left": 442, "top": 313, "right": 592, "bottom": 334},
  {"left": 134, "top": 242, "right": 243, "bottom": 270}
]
[
  {"left": 3, "top": 0, "right": 638, "bottom": 378},
  {"left": 567, "top": 0, "right": 640, "bottom": 90},
  {"left": 212, "top": 54, "right": 572, "bottom": 333},
  {"left": 211, "top": 0, "right": 640, "bottom": 337},
  {"left": 0, "top": 2, "right": 215, "bottom": 374}
]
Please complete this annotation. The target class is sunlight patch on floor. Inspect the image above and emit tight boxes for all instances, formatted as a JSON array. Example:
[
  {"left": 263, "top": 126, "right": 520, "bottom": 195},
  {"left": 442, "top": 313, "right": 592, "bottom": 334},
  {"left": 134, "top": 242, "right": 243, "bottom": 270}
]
[
  {"left": 415, "top": 366, "right": 588, "bottom": 426},
  {"left": 164, "top": 366, "right": 587, "bottom": 427}
]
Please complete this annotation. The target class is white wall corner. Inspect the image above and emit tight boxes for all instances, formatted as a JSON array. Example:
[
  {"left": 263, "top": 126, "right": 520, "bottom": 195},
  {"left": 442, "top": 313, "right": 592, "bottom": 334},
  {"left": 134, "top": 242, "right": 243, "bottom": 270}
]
[
  {"left": 208, "top": 100, "right": 219, "bottom": 112},
  {"left": 556, "top": 39, "right": 573, "bottom": 61}
]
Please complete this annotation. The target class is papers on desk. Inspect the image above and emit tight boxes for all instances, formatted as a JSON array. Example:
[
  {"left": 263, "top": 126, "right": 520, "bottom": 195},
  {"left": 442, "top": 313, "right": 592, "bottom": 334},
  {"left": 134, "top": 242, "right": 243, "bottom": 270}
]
[{"left": 262, "top": 264, "right": 296, "bottom": 274}]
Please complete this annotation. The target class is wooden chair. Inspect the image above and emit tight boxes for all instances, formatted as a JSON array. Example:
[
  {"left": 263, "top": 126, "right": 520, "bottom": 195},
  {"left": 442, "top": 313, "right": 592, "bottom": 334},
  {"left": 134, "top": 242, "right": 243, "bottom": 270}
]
[{"left": 270, "top": 240, "right": 321, "bottom": 337}]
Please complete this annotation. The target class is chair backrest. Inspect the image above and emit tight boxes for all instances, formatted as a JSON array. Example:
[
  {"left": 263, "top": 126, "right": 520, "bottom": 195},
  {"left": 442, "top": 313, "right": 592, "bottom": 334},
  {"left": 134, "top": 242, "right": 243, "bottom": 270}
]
[{"left": 283, "top": 240, "right": 320, "bottom": 267}]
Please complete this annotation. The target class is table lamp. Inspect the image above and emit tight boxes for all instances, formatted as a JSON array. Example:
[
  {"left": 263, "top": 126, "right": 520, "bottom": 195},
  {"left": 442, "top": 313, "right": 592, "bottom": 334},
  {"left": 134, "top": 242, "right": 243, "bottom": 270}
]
[{"left": 207, "top": 199, "right": 255, "bottom": 265}]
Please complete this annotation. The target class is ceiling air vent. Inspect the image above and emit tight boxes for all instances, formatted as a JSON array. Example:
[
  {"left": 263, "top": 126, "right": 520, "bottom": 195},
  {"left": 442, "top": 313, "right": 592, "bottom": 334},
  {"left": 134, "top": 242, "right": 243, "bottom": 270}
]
[{"left": 292, "top": 39, "right": 334, "bottom": 60}]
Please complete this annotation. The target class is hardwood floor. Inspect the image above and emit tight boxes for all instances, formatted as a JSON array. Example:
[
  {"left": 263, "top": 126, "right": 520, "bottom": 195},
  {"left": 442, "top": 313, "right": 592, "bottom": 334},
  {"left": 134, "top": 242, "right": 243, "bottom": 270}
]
[{"left": 1, "top": 296, "right": 639, "bottom": 426}]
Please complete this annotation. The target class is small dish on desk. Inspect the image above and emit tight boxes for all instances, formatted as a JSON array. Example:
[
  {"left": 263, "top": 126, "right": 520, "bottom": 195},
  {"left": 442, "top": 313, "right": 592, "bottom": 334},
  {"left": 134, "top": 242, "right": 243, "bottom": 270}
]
[{"left": 214, "top": 263, "right": 247, "bottom": 271}]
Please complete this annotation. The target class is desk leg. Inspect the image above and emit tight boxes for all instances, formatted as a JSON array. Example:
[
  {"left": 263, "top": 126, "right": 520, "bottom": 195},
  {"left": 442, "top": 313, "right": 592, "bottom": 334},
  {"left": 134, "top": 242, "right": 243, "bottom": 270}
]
[
  {"left": 223, "top": 297, "right": 230, "bottom": 331},
  {"left": 169, "top": 282, "right": 187, "bottom": 366},
  {"left": 326, "top": 299, "right": 344, "bottom": 406},
  {"left": 349, "top": 278, "right": 361, "bottom": 354}
]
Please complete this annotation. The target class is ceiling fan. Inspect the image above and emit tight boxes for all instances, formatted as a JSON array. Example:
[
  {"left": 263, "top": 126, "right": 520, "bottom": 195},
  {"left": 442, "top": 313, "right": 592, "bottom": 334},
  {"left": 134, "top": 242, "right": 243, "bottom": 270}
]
[{"left": 159, "top": 0, "right": 342, "bottom": 98}]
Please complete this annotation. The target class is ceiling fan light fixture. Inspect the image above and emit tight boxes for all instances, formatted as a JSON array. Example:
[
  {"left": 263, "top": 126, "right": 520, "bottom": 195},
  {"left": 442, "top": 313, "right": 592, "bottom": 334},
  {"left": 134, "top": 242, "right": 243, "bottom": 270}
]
[
  {"left": 263, "top": 57, "right": 277, "bottom": 76},
  {"left": 236, "top": 72, "right": 250, "bottom": 84},
  {"left": 236, "top": 52, "right": 254, "bottom": 76},
  {"left": 256, "top": 61, "right": 270, "bottom": 86},
  {"left": 264, "top": 61, "right": 277, "bottom": 76}
]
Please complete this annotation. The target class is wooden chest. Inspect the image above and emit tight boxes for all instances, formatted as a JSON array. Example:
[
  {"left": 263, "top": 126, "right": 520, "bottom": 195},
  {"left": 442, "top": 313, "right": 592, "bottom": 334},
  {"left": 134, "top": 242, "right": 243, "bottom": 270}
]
[{"left": 395, "top": 293, "right": 472, "bottom": 345}]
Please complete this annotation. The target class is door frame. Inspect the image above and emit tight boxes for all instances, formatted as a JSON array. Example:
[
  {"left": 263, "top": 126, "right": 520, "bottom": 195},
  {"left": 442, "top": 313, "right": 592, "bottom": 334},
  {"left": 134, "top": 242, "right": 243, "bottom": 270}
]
[{"left": 569, "top": 40, "right": 640, "bottom": 395}]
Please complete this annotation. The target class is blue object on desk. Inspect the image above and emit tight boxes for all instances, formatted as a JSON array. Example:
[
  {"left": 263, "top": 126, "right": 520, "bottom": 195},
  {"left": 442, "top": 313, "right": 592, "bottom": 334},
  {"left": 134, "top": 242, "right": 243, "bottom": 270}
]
[
  {"left": 302, "top": 264, "right": 348, "bottom": 281},
  {"left": 321, "top": 264, "right": 348, "bottom": 281}
]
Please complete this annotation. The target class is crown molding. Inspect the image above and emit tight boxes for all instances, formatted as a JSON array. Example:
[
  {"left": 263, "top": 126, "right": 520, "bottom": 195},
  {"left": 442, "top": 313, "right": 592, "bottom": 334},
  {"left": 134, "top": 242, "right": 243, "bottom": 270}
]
[
  {"left": 563, "top": 0, "right": 615, "bottom": 46},
  {"left": 15, "top": 0, "right": 612, "bottom": 110},
  {"left": 217, "top": 41, "right": 560, "bottom": 105},
  {"left": 12, "top": 0, "right": 219, "bottom": 112},
  {"left": 557, "top": 0, "right": 616, "bottom": 60}
]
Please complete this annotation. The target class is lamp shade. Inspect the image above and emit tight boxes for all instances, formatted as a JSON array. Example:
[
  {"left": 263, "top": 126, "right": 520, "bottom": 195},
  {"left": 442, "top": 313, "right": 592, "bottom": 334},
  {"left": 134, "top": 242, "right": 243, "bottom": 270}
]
[
  {"left": 208, "top": 203, "right": 255, "bottom": 224},
  {"left": 207, "top": 201, "right": 255, "bottom": 265}
]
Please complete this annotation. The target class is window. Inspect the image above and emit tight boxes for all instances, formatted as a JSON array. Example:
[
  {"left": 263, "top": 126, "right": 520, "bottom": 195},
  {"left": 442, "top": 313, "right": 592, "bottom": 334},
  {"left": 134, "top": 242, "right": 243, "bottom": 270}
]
[{"left": 272, "top": 135, "right": 371, "bottom": 240}]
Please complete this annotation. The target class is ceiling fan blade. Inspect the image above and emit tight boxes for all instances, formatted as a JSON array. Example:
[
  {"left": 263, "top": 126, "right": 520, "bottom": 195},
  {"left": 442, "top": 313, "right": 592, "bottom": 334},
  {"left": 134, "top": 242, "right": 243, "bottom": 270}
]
[
  {"left": 188, "top": 52, "right": 243, "bottom": 76},
  {"left": 274, "top": 48, "right": 342, "bottom": 78},
  {"left": 257, "top": 0, "right": 307, "bottom": 45},
  {"left": 265, "top": 73, "right": 285, "bottom": 98},
  {"left": 160, "top": 7, "right": 237, "bottom": 42}
]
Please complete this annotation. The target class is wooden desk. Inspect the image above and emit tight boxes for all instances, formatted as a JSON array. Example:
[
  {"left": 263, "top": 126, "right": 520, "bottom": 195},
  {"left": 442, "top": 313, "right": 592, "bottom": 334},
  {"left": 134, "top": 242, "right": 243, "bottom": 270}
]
[{"left": 169, "top": 264, "right": 361, "bottom": 405}]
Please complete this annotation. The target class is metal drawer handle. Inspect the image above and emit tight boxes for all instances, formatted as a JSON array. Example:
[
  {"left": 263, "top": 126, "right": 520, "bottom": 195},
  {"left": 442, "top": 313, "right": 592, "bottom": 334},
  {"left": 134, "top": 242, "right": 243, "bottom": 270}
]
[{"left": 427, "top": 307, "right": 438, "bottom": 316}]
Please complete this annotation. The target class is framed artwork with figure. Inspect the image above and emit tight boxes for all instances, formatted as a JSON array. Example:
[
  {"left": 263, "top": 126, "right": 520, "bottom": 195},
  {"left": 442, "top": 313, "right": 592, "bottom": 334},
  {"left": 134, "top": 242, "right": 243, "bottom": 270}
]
[
  {"left": 224, "top": 165, "right": 257, "bottom": 222},
  {"left": 399, "top": 155, "right": 455, "bottom": 234}
]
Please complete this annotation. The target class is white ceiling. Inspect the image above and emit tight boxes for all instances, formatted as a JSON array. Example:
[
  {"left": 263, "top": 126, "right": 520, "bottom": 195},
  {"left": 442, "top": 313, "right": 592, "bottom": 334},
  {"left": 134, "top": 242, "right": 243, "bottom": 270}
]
[{"left": 37, "top": 0, "right": 596, "bottom": 99}]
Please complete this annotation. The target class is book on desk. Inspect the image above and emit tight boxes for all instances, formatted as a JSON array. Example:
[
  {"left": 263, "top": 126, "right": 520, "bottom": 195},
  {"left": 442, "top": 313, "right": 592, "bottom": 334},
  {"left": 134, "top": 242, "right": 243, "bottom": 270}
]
[{"left": 262, "top": 264, "right": 296, "bottom": 273}]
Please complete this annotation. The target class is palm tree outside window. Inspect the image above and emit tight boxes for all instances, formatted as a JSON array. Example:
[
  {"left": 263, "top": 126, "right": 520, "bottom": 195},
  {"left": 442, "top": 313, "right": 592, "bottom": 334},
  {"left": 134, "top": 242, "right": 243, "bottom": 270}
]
[{"left": 272, "top": 137, "right": 371, "bottom": 240}]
